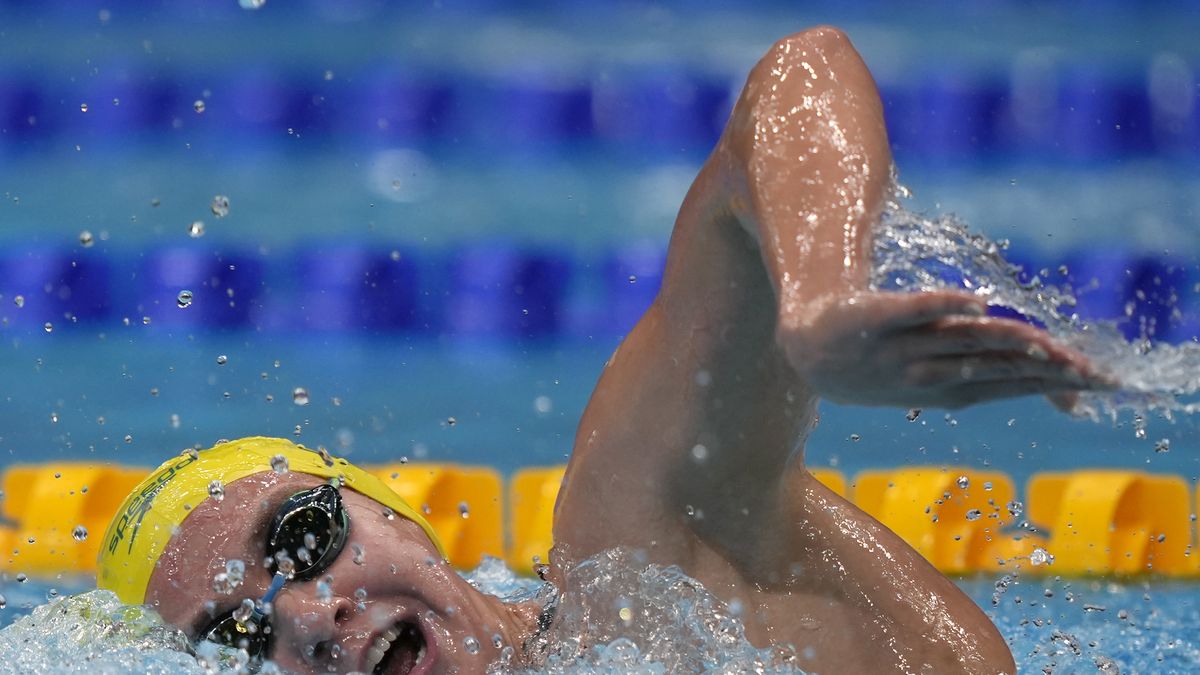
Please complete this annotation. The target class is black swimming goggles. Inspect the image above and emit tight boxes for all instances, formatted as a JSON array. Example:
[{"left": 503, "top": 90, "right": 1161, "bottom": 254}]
[{"left": 202, "top": 483, "right": 351, "bottom": 659}]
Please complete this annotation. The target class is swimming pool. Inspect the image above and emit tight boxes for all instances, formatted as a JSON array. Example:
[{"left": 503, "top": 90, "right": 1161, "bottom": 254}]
[{"left": 2, "top": 1, "right": 1200, "bottom": 672}]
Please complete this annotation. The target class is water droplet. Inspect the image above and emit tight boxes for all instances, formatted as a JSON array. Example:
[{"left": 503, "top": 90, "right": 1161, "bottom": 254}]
[
  {"left": 956, "top": 475, "right": 970, "bottom": 489},
  {"left": 1155, "top": 438, "right": 1170, "bottom": 453},
  {"left": 1029, "top": 547, "right": 1053, "bottom": 566},
  {"left": 965, "top": 509, "right": 982, "bottom": 521},
  {"left": 193, "top": 99, "right": 206, "bottom": 114},
  {"left": 79, "top": 103, "right": 88, "bottom": 113},
  {"left": 43, "top": 322, "right": 53, "bottom": 333},
  {"left": 216, "top": 354, "right": 228, "bottom": 365},
  {"left": 905, "top": 408, "right": 921, "bottom": 422},
  {"left": 208, "top": 479, "right": 225, "bottom": 501},
  {"left": 463, "top": 636, "right": 480, "bottom": 655},
  {"left": 226, "top": 559, "right": 245, "bottom": 587},
  {"left": 210, "top": 195, "right": 230, "bottom": 218},
  {"left": 313, "top": 576, "right": 333, "bottom": 603},
  {"left": 71, "top": 525, "right": 87, "bottom": 541},
  {"left": 79, "top": 230, "right": 94, "bottom": 247},
  {"left": 232, "top": 598, "right": 255, "bottom": 625},
  {"left": 270, "top": 454, "right": 289, "bottom": 474},
  {"left": 176, "top": 289, "right": 194, "bottom": 308},
  {"left": 292, "top": 387, "right": 310, "bottom": 406},
  {"left": 13, "top": 295, "right": 24, "bottom": 308},
  {"left": 188, "top": 221, "right": 205, "bottom": 238}
]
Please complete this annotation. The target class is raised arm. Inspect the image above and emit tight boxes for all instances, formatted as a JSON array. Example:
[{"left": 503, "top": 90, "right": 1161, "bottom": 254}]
[{"left": 552, "top": 26, "right": 1097, "bottom": 673}]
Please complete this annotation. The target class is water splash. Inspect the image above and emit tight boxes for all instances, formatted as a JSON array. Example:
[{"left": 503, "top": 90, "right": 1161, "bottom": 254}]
[
  {"left": 515, "top": 548, "right": 800, "bottom": 674},
  {"left": 871, "top": 187, "right": 1200, "bottom": 422},
  {"left": 0, "top": 590, "right": 202, "bottom": 674}
]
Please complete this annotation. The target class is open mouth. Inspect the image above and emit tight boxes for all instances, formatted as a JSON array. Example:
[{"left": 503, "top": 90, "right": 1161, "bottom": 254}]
[{"left": 366, "top": 620, "right": 428, "bottom": 675}]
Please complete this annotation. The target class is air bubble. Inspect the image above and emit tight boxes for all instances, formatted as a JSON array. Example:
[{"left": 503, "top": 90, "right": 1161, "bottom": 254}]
[
  {"left": 1154, "top": 438, "right": 1170, "bottom": 453},
  {"left": 463, "top": 636, "right": 480, "bottom": 655},
  {"left": 1007, "top": 500, "right": 1024, "bottom": 518},
  {"left": 208, "top": 479, "right": 225, "bottom": 501},
  {"left": 176, "top": 290, "right": 193, "bottom": 308},
  {"left": 193, "top": 100, "right": 205, "bottom": 114},
  {"left": 292, "top": 387, "right": 310, "bottom": 406},
  {"left": 270, "top": 454, "right": 289, "bottom": 474},
  {"left": 13, "top": 296, "right": 23, "bottom": 308},
  {"left": 238, "top": 0, "right": 266, "bottom": 8},
  {"left": 965, "top": 509, "right": 982, "bottom": 521},
  {"left": 905, "top": 408, "right": 921, "bottom": 421},
  {"left": 216, "top": 354, "right": 228, "bottom": 365},
  {"left": 956, "top": 475, "right": 970, "bottom": 490},
  {"left": 80, "top": 103, "right": 88, "bottom": 113},
  {"left": 188, "top": 221, "right": 205, "bottom": 238},
  {"left": 79, "top": 230, "right": 94, "bottom": 247},
  {"left": 43, "top": 322, "right": 53, "bottom": 333},
  {"left": 71, "top": 525, "right": 87, "bottom": 542}
]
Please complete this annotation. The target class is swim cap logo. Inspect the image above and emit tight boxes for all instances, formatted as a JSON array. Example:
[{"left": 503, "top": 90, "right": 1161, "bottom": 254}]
[{"left": 106, "top": 455, "right": 198, "bottom": 556}]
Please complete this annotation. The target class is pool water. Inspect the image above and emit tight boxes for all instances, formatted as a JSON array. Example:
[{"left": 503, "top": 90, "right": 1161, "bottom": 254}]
[
  {"left": 3, "top": 2, "right": 1200, "bottom": 672},
  {"left": 1, "top": 565, "right": 1199, "bottom": 673}
]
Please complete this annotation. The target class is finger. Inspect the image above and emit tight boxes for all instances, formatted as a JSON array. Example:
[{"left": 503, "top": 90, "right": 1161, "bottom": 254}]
[
  {"left": 866, "top": 291, "right": 987, "bottom": 332},
  {"left": 1047, "top": 391, "right": 1080, "bottom": 414},
  {"left": 904, "top": 352, "right": 1099, "bottom": 388},
  {"left": 889, "top": 318, "right": 1048, "bottom": 358},
  {"left": 944, "top": 378, "right": 1080, "bottom": 408},
  {"left": 892, "top": 317, "right": 1114, "bottom": 385}
]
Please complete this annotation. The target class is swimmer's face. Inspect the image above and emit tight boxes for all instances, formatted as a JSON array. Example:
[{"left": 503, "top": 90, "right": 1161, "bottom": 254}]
[{"left": 145, "top": 471, "right": 539, "bottom": 674}]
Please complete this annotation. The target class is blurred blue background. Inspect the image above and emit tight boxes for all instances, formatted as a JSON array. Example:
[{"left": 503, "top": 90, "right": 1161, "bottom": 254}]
[{"left": 0, "top": 0, "right": 1198, "bottom": 484}]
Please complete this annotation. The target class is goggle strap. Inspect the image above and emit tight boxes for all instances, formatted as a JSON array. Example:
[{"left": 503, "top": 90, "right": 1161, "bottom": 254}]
[{"left": 259, "top": 571, "right": 287, "bottom": 606}]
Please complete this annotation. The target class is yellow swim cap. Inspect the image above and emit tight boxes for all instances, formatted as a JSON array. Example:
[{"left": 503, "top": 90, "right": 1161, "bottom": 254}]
[{"left": 97, "top": 437, "right": 444, "bottom": 606}]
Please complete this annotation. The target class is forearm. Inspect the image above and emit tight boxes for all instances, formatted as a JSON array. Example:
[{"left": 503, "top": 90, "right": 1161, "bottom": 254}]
[{"left": 717, "top": 26, "right": 892, "bottom": 331}]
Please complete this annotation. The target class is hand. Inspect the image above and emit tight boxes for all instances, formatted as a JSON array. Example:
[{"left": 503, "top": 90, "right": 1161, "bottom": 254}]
[{"left": 778, "top": 290, "right": 1113, "bottom": 409}]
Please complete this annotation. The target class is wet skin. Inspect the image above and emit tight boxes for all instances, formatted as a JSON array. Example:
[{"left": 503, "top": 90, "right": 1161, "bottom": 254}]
[
  {"left": 145, "top": 472, "right": 539, "bottom": 674},
  {"left": 146, "top": 26, "right": 1109, "bottom": 675},
  {"left": 553, "top": 26, "right": 1107, "bottom": 675}
]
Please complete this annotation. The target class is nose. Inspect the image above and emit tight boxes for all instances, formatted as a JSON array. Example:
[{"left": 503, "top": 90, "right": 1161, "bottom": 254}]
[{"left": 269, "top": 585, "right": 356, "bottom": 669}]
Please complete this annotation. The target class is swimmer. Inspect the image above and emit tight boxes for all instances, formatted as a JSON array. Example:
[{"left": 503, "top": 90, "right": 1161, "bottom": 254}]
[{"left": 98, "top": 26, "right": 1109, "bottom": 674}]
